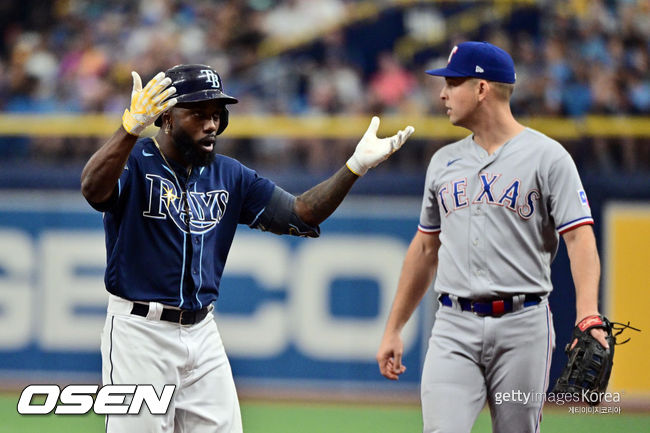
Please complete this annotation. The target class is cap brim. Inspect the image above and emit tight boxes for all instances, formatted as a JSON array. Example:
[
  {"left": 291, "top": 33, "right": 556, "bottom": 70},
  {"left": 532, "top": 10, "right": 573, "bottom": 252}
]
[
  {"left": 154, "top": 91, "right": 238, "bottom": 126},
  {"left": 425, "top": 67, "right": 468, "bottom": 78}
]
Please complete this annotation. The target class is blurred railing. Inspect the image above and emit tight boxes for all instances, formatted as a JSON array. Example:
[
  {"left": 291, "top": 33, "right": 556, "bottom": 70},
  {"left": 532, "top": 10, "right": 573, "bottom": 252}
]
[{"left": 1, "top": 114, "right": 649, "bottom": 139}]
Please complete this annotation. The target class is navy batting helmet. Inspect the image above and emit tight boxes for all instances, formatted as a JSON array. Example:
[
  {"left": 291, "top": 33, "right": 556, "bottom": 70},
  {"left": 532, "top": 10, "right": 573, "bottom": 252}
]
[{"left": 155, "top": 64, "right": 238, "bottom": 135}]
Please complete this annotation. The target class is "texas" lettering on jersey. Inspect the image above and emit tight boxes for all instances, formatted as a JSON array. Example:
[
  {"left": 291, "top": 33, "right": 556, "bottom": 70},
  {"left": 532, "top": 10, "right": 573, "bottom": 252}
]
[{"left": 437, "top": 172, "right": 540, "bottom": 220}]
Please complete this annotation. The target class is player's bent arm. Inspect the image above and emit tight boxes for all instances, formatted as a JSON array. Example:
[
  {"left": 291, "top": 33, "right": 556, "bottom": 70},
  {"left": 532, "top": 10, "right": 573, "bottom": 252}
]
[
  {"left": 377, "top": 230, "right": 440, "bottom": 380},
  {"left": 82, "top": 70, "right": 177, "bottom": 204},
  {"left": 81, "top": 127, "right": 138, "bottom": 204},
  {"left": 562, "top": 224, "right": 610, "bottom": 348},
  {"left": 562, "top": 224, "right": 601, "bottom": 323}
]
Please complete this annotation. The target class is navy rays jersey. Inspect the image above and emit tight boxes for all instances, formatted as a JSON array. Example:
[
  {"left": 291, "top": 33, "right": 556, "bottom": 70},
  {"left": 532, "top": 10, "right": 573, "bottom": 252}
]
[{"left": 89, "top": 137, "right": 274, "bottom": 310}]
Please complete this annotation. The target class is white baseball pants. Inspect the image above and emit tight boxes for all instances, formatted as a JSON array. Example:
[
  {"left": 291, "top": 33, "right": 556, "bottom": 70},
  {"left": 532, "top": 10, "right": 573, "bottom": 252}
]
[{"left": 100, "top": 295, "right": 242, "bottom": 433}]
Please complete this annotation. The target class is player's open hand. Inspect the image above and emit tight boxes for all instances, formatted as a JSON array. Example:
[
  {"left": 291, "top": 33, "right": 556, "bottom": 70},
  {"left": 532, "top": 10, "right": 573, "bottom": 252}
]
[
  {"left": 346, "top": 116, "right": 415, "bottom": 176},
  {"left": 122, "top": 71, "right": 177, "bottom": 136},
  {"left": 376, "top": 332, "right": 407, "bottom": 380}
]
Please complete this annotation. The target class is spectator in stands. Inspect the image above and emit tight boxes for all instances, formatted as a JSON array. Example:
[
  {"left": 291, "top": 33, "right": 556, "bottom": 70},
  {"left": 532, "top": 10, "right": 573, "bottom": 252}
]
[
  {"left": 0, "top": 0, "right": 647, "bottom": 172},
  {"left": 368, "top": 52, "right": 416, "bottom": 114}
]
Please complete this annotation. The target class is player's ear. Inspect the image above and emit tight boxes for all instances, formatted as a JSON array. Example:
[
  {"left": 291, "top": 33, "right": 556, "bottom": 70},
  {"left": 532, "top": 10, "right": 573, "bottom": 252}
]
[
  {"left": 161, "top": 111, "right": 172, "bottom": 129},
  {"left": 477, "top": 80, "right": 489, "bottom": 101}
]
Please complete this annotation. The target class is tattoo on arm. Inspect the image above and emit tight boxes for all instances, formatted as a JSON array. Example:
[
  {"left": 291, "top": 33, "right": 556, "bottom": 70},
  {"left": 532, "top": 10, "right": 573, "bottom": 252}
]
[{"left": 295, "top": 166, "right": 359, "bottom": 226}]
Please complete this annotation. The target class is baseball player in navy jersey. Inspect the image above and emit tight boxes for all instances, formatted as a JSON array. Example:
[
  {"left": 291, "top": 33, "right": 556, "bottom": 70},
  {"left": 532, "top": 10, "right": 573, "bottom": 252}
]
[
  {"left": 376, "top": 42, "right": 608, "bottom": 433},
  {"left": 80, "top": 64, "right": 413, "bottom": 433}
]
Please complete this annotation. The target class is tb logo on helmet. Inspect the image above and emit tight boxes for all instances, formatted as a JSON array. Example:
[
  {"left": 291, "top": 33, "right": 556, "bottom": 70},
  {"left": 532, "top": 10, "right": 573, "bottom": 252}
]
[
  {"left": 200, "top": 69, "right": 222, "bottom": 89},
  {"left": 155, "top": 64, "right": 238, "bottom": 134}
]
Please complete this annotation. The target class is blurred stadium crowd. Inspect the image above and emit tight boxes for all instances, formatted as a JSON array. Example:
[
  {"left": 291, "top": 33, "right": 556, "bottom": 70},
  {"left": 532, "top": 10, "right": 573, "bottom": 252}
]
[{"left": 0, "top": 0, "right": 648, "bottom": 177}]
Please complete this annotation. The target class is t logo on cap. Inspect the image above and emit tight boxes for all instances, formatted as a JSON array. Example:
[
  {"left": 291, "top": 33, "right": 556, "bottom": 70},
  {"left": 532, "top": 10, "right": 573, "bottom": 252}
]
[
  {"left": 426, "top": 41, "right": 516, "bottom": 84},
  {"left": 447, "top": 45, "right": 459, "bottom": 64}
]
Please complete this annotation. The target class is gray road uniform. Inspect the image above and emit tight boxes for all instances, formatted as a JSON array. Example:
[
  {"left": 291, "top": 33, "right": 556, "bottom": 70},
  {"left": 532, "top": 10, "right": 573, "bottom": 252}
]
[{"left": 418, "top": 128, "right": 593, "bottom": 433}]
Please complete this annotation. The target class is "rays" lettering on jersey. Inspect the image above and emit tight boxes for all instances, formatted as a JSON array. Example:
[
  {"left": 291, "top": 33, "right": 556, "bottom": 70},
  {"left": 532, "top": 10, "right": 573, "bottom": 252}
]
[{"left": 143, "top": 174, "right": 229, "bottom": 234}]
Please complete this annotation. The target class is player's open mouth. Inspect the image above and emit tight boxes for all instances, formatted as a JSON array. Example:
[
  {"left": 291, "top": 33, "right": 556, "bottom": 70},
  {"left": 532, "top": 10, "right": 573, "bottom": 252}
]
[{"left": 199, "top": 138, "right": 216, "bottom": 152}]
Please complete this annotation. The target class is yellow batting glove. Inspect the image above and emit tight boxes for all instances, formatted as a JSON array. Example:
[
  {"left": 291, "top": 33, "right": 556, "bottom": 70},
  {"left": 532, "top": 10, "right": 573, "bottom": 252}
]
[{"left": 122, "top": 71, "right": 177, "bottom": 136}]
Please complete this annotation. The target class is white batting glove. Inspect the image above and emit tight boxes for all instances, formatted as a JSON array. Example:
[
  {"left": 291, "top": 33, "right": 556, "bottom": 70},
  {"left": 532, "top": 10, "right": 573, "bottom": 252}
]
[
  {"left": 122, "top": 71, "right": 177, "bottom": 136},
  {"left": 346, "top": 116, "right": 415, "bottom": 176}
]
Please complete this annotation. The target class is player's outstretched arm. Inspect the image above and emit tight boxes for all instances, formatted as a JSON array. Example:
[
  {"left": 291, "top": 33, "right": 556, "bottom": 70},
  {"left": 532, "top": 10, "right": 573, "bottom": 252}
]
[
  {"left": 81, "top": 71, "right": 176, "bottom": 204},
  {"left": 377, "top": 231, "right": 440, "bottom": 380},
  {"left": 294, "top": 117, "right": 414, "bottom": 226}
]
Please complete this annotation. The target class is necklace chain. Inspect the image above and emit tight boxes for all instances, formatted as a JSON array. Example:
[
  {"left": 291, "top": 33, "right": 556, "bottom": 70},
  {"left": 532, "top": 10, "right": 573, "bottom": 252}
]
[
  {"left": 151, "top": 137, "right": 192, "bottom": 219},
  {"left": 152, "top": 137, "right": 192, "bottom": 181}
]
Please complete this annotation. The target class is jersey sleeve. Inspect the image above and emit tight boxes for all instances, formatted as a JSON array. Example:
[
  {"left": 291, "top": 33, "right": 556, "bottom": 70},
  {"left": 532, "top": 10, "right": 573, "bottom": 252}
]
[
  {"left": 418, "top": 156, "right": 441, "bottom": 234},
  {"left": 547, "top": 152, "right": 593, "bottom": 234},
  {"left": 238, "top": 166, "right": 275, "bottom": 226}
]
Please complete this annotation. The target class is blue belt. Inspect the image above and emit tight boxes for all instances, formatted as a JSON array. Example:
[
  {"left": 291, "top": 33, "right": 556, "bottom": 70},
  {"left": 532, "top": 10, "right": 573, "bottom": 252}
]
[{"left": 439, "top": 293, "right": 542, "bottom": 317}]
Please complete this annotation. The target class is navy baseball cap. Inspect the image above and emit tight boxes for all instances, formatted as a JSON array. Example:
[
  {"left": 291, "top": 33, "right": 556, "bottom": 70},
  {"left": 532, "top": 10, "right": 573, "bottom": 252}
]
[{"left": 426, "top": 41, "right": 516, "bottom": 84}]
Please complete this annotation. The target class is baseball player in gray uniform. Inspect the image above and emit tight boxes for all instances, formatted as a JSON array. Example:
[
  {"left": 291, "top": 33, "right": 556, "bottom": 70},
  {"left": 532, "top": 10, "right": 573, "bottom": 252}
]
[{"left": 376, "top": 42, "right": 608, "bottom": 433}]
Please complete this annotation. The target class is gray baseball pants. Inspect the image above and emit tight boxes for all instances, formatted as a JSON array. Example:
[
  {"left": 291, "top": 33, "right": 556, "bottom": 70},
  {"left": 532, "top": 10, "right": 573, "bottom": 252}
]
[{"left": 421, "top": 300, "right": 554, "bottom": 433}]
